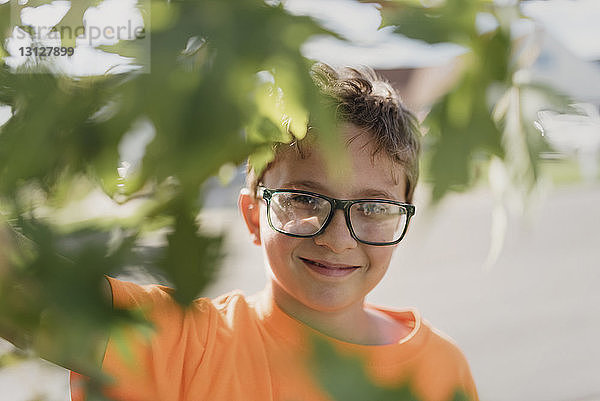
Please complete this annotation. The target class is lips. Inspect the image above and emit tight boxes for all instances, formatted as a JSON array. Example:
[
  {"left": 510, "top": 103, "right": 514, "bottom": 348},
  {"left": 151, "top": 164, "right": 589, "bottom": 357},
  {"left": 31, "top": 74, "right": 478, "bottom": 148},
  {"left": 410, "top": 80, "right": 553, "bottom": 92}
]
[{"left": 299, "top": 257, "right": 361, "bottom": 277}]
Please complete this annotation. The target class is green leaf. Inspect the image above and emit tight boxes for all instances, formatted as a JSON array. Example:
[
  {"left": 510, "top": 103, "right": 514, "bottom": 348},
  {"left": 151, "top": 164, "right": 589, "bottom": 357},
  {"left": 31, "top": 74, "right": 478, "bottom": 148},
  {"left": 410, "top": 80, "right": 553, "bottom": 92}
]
[
  {"left": 311, "top": 336, "right": 420, "bottom": 401},
  {"left": 160, "top": 206, "right": 224, "bottom": 305},
  {"left": 384, "top": 0, "right": 480, "bottom": 45}
]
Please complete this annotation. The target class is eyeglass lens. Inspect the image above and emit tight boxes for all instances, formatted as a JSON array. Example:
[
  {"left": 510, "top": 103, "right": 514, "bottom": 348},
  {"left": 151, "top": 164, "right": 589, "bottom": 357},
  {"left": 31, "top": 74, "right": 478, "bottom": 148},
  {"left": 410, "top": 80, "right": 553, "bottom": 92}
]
[
  {"left": 270, "top": 192, "right": 331, "bottom": 235},
  {"left": 268, "top": 192, "right": 408, "bottom": 244},
  {"left": 349, "top": 202, "right": 407, "bottom": 243}
]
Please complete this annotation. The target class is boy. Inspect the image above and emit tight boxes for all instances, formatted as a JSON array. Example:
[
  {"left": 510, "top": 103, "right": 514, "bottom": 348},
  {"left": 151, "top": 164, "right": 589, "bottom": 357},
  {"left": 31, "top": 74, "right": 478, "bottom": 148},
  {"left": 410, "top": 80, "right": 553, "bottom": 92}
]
[{"left": 13, "top": 64, "right": 480, "bottom": 401}]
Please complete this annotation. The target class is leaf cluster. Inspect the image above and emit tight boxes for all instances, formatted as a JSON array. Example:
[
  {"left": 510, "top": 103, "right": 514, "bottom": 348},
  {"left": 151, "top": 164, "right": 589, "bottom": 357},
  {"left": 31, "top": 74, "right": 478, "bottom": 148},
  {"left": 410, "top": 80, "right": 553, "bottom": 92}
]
[
  {"left": 0, "top": 0, "right": 331, "bottom": 300},
  {"left": 384, "top": 0, "right": 565, "bottom": 201},
  {"left": 0, "top": 0, "right": 336, "bottom": 393}
]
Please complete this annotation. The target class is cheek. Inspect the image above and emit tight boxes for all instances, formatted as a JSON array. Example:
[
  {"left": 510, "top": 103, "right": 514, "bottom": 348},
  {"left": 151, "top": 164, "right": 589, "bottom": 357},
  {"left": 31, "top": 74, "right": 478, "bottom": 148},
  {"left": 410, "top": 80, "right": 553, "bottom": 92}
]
[
  {"left": 359, "top": 247, "right": 397, "bottom": 296},
  {"left": 366, "top": 246, "right": 396, "bottom": 271},
  {"left": 258, "top": 204, "right": 275, "bottom": 242},
  {"left": 259, "top": 208, "right": 297, "bottom": 261}
]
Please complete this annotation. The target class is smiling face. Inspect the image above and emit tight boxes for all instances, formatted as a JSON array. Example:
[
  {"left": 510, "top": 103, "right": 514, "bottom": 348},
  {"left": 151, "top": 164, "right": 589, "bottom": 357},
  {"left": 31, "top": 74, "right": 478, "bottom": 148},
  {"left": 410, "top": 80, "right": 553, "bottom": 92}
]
[{"left": 240, "top": 123, "right": 407, "bottom": 317}]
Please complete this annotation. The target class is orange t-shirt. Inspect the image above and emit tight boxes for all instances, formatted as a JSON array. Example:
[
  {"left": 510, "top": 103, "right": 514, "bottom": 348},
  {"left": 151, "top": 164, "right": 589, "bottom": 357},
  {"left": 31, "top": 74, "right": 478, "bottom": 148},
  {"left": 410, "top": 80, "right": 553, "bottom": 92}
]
[{"left": 71, "top": 277, "right": 479, "bottom": 401}]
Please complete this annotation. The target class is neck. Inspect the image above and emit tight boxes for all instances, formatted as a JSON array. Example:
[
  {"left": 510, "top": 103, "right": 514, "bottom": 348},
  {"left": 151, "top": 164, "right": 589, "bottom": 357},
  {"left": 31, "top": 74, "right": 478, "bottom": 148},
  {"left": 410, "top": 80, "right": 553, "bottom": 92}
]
[{"left": 267, "top": 280, "right": 386, "bottom": 345}]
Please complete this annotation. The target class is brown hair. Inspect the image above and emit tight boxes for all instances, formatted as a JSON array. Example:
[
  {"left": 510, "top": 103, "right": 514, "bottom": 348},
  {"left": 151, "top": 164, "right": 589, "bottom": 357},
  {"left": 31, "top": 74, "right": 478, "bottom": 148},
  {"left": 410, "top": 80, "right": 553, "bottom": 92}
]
[{"left": 246, "top": 63, "right": 421, "bottom": 203}]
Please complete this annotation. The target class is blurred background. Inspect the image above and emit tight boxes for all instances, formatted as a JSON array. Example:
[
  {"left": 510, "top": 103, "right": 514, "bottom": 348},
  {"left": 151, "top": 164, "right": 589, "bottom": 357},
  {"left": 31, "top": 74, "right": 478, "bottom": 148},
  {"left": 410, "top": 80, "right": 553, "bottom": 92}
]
[{"left": 1, "top": 0, "right": 599, "bottom": 400}]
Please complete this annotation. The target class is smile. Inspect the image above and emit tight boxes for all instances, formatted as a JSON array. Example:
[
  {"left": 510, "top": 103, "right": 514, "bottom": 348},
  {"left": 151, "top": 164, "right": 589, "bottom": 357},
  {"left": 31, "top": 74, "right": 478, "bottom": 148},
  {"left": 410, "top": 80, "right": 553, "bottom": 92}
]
[{"left": 299, "top": 257, "right": 361, "bottom": 278}]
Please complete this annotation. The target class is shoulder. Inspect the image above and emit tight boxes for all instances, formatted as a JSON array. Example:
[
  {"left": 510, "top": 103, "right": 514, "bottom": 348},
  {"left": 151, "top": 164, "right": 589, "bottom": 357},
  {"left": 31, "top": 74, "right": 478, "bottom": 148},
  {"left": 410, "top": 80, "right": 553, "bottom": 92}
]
[
  {"left": 374, "top": 305, "right": 467, "bottom": 363},
  {"left": 102, "top": 278, "right": 258, "bottom": 359},
  {"left": 371, "top": 305, "right": 478, "bottom": 397},
  {"left": 106, "top": 275, "right": 210, "bottom": 307},
  {"left": 210, "top": 290, "right": 258, "bottom": 330},
  {"left": 106, "top": 276, "right": 255, "bottom": 326},
  {"left": 415, "top": 319, "right": 479, "bottom": 400},
  {"left": 105, "top": 276, "right": 218, "bottom": 333},
  {"left": 410, "top": 318, "right": 472, "bottom": 373},
  {"left": 423, "top": 321, "right": 468, "bottom": 358}
]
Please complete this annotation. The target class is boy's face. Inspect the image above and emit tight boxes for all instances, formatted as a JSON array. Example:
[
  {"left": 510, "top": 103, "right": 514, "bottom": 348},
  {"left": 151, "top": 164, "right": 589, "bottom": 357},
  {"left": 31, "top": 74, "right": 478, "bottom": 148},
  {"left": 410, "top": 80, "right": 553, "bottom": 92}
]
[{"left": 240, "top": 123, "right": 406, "bottom": 314}]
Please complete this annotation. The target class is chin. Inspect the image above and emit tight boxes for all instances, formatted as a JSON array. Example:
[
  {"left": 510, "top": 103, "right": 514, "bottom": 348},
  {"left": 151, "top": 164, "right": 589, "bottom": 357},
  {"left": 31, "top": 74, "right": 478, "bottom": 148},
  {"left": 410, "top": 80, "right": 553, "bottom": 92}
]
[{"left": 300, "top": 286, "right": 361, "bottom": 313}]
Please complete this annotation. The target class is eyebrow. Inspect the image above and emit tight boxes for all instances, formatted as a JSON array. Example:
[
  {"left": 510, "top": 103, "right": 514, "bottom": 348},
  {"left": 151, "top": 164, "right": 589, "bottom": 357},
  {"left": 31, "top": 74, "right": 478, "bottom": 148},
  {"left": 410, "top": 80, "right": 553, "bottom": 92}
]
[
  {"left": 280, "top": 180, "right": 325, "bottom": 192},
  {"left": 280, "top": 180, "right": 400, "bottom": 200},
  {"left": 357, "top": 189, "right": 398, "bottom": 199}
]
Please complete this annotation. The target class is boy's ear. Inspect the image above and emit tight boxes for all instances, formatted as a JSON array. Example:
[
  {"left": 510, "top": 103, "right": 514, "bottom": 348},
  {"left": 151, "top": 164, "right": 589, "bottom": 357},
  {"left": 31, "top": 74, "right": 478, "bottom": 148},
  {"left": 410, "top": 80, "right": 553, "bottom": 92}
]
[{"left": 238, "top": 188, "right": 261, "bottom": 245}]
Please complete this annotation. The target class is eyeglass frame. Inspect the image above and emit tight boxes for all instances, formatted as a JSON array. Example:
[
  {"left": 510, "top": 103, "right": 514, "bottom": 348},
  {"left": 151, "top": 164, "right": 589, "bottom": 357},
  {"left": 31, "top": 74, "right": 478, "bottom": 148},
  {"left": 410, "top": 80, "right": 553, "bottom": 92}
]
[{"left": 257, "top": 185, "right": 416, "bottom": 246}]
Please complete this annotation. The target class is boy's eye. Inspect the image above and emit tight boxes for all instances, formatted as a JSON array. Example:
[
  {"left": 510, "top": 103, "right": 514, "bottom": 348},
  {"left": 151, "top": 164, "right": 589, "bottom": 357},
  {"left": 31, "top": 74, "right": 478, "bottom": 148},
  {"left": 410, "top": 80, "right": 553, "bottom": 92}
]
[
  {"left": 357, "top": 202, "right": 391, "bottom": 216},
  {"left": 289, "top": 194, "right": 319, "bottom": 209}
]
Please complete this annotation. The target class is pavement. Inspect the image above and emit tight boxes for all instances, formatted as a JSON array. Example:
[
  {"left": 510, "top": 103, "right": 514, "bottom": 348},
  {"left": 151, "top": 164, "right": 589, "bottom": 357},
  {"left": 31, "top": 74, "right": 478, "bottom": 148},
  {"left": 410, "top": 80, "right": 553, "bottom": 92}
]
[{"left": 1, "top": 182, "right": 599, "bottom": 401}]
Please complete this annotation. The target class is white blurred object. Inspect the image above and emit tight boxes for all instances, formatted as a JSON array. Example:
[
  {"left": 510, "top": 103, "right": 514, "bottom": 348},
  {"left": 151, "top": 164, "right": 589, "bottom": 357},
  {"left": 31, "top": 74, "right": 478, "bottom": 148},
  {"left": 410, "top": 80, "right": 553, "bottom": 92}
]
[
  {"left": 283, "top": 0, "right": 466, "bottom": 69},
  {"left": 536, "top": 103, "right": 600, "bottom": 181},
  {"left": 118, "top": 117, "right": 156, "bottom": 173},
  {"left": 522, "top": 0, "right": 600, "bottom": 62},
  {"left": 0, "top": 105, "right": 12, "bottom": 127}
]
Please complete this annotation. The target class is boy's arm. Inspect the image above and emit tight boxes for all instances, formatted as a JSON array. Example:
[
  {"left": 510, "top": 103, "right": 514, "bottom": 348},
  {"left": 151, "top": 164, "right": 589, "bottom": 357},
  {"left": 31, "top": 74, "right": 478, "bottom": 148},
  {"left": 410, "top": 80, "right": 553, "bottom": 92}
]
[{"left": 0, "top": 222, "right": 112, "bottom": 369}]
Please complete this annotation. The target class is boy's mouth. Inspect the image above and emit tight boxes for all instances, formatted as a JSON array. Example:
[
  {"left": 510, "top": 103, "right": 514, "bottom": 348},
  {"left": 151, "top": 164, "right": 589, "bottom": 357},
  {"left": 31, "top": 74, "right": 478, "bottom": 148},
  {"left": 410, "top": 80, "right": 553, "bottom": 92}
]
[{"left": 299, "top": 257, "right": 361, "bottom": 277}]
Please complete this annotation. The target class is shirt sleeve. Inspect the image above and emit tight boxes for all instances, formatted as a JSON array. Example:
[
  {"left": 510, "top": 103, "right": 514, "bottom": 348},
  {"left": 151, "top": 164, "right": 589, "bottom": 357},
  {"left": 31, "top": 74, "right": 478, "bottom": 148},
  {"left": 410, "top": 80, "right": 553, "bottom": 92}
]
[{"left": 99, "top": 276, "right": 215, "bottom": 401}]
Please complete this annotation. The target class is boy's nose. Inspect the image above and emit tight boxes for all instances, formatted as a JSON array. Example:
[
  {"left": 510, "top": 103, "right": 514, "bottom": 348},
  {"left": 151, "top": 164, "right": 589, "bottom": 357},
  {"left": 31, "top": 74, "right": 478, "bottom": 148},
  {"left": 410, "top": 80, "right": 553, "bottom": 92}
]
[{"left": 313, "top": 210, "right": 357, "bottom": 252}]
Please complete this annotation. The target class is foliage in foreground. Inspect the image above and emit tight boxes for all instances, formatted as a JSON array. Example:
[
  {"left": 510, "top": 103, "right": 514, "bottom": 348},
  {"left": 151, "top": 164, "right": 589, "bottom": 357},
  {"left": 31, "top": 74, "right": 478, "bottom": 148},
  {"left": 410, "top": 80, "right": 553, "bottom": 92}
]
[
  {"left": 386, "top": 0, "right": 568, "bottom": 202},
  {"left": 0, "top": 0, "right": 334, "bottom": 396},
  {"left": 0, "top": 0, "right": 567, "bottom": 400}
]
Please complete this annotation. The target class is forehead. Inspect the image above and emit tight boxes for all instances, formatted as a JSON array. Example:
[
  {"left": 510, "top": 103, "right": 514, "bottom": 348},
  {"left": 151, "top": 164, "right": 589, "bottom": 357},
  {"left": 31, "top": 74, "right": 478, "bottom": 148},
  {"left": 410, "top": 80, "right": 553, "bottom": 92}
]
[{"left": 262, "top": 124, "right": 406, "bottom": 200}]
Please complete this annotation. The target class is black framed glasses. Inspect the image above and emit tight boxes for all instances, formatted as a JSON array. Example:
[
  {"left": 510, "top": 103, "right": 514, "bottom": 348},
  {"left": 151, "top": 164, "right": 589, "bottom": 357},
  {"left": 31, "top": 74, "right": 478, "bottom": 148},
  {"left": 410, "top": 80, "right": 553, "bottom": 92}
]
[{"left": 258, "top": 186, "right": 415, "bottom": 246}]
